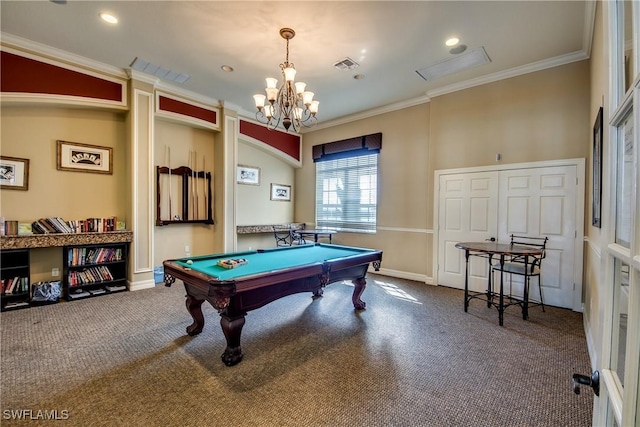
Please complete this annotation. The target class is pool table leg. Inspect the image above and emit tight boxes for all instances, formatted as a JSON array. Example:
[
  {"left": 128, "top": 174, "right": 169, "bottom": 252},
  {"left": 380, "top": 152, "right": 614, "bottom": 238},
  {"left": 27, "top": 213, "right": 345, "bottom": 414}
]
[
  {"left": 220, "top": 313, "right": 246, "bottom": 366},
  {"left": 352, "top": 278, "right": 367, "bottom": 310},
  {"left": 185, "top": 295, "right": 205, "bottom": 336}
]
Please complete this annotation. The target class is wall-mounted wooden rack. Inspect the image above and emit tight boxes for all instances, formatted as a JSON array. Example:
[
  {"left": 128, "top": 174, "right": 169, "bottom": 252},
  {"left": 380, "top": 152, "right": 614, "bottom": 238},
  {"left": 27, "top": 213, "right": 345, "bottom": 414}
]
[{"left": 156, "top": 165, "right": 213, "bottom": 226}]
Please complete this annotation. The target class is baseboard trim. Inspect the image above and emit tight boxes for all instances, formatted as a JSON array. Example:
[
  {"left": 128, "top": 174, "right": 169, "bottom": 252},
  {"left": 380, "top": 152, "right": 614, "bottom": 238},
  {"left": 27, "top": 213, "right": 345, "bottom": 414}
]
[
  {"left": 370, "top": 267, "right": 433, "bottom": 284},
  {"left": 129, "top": 279, "right": 156, "bottom": 292}
]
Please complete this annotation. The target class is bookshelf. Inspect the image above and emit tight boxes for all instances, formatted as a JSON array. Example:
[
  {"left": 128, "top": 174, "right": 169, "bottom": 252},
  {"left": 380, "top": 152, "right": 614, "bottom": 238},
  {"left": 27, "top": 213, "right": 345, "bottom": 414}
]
[
  {"left": 0, "top": 249, "right": 30, "bottom": 311},
  {"left": 63, "top": 242, "right": 128, "bottom": 300}
]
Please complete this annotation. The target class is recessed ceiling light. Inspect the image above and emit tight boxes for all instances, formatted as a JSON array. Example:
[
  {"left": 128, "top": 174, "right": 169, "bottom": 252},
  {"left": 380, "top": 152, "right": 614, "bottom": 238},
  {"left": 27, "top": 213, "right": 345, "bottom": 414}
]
[
  {"left": 221, "top": 65, "right": 234, "bottom": 72},
  {"left": 445, "top": 37, "right": 460, "bottom": 47},
  {"left": 450, "top": 44, "right": 468, "bottom": 55},
  {"left": 99, "top": 12, "right": 118, "bottom": 24}
]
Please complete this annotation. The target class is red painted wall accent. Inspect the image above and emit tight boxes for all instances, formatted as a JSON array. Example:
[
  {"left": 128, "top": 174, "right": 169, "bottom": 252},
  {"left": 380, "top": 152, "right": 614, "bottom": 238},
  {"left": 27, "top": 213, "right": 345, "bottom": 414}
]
[
  {"left": 1, "top": 51, "right": 122, "bottom": 102},
  {"left": 239, "top": 120, "right": 301, "bottom": 161},
  {"left": 158, "top": 96, "right": 217, "bottom": 125}
]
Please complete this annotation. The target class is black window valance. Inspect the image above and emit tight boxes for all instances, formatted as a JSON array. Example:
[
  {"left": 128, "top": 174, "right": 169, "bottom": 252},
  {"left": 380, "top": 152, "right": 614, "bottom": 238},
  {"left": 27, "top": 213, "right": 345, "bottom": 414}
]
[{"left": 312, "top": 132, "right": 382, "bottom": 162}]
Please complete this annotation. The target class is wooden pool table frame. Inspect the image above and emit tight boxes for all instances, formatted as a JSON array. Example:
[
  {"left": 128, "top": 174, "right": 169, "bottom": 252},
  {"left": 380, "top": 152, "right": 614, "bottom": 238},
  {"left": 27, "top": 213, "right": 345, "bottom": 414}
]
[{"left": 163, "top": 244, "right": 382, "bottom": 366}]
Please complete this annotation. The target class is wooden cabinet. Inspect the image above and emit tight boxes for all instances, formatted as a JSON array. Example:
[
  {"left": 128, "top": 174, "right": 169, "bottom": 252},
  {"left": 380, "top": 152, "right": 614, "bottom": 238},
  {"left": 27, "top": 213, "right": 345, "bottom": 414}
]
[
  {"left": 63, "top": 242, "right": 128, "bottom": 300},
  {"left": 0, "top": 249, "right": 30, "bottom": 311}
]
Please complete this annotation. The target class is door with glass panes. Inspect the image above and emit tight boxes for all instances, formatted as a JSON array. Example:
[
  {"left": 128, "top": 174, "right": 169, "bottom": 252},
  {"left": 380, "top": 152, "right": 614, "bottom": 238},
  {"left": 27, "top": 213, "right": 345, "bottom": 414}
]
[{"left": 590, "top": 2, "right": 640, "bottom": 425}]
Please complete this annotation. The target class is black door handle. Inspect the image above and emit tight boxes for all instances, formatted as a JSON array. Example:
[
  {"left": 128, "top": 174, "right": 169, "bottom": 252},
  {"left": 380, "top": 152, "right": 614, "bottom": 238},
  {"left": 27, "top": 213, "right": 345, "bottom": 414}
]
[
  {"left": 572, "top": 371, "right": 599, "bottom": 396},
  {"left": 485, "top": 237, "right": 496, "bottom": 242}
]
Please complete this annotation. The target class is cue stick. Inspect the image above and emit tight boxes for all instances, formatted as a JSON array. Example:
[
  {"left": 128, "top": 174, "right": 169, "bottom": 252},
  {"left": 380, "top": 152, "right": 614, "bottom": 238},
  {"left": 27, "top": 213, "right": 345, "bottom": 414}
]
[
  {"left": 167, "top": 146, "right": 172, "bottom": 220},
  {"left": 188, "top": 150, "right": 192, "bottom": 219},
  {"left": 193, "top": 150, "right": 198, "bottom": 220},
  {"left": 202, "top": 155, "right": 206, "bottom": 221}
]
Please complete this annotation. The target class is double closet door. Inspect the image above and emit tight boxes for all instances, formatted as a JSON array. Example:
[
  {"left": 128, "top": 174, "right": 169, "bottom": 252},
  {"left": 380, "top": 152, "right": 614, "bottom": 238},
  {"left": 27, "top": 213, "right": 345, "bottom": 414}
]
[{"left": 435, "top": 160, "right": 584, "bottom": 310}]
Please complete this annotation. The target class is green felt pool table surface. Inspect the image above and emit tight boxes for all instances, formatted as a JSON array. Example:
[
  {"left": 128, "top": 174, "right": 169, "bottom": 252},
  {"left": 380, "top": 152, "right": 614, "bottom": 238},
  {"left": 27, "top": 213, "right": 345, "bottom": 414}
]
[{"left": 173, "top": 244, "right": 378, "bottom": 281}]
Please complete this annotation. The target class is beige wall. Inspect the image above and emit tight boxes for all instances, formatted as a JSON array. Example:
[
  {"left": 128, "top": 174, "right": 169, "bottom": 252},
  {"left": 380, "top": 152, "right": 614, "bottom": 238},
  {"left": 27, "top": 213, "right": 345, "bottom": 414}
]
[
  {"left": 299, "top": 103, "right": 431, "bottom": 280},
  {"left": 297, "top": 61, "right": 589, "bottom": 281},
  {"left": 236, "top": 139, "right": 297, "bottom": 251},
  {"left": 429, "top": 60, "right": 590, "bottom": 171},
  {"left": 1, "top": 106, "right": 127, "bottom": 283},
  {"left": 0, "top": 106, "right": 127, "bottom": 221},
  {"left": 153, "top": 119, "right": 216, "bottom": 265}
]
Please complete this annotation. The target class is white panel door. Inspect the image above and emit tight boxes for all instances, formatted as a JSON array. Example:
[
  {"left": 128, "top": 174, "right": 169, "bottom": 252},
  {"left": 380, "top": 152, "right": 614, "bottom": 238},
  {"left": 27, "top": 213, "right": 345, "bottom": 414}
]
[
  {"left": 497, "top": 166, "right": 577, "bottom": 308},
  {"left": 437, "top": 171, "right": 498, "bottom": 292}
]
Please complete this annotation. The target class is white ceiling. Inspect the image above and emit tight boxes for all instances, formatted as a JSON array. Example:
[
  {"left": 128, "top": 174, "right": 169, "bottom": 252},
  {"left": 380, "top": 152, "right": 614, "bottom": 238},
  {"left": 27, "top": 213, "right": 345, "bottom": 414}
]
[{"left": 0, "top": 1, "right": 593, "bottom": 128}]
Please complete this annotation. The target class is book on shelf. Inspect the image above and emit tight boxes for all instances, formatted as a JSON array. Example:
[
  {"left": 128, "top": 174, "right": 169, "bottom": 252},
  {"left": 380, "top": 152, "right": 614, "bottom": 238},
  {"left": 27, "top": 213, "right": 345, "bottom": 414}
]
[
  {"left": 4, "top": 301, "right": 29, "bottom": 309},
  {"left": 2, "top": 277, "right": 28, "bottom": 295},
  {"left": 68, "top": 289, "right": 90, "bottom": 299},
  {"left": 18, "top": 222, "right": 33, "bottom": 235},
  {"left": 3, "top": 220, "right": 19, "bottom": 236},
  {"left": 105, "top": 284, "right": 126, "bottom": 292}
]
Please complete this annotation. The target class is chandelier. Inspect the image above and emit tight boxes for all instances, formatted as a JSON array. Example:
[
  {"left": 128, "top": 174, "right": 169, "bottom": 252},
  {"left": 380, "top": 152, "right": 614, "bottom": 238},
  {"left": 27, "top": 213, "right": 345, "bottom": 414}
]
[{"left": 253, "top": 28, "right": 319, "bottom": 132}]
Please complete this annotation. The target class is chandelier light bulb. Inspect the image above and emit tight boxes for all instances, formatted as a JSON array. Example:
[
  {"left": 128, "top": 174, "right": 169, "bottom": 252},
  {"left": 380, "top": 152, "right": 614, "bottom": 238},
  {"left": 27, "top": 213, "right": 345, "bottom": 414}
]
[
  {"left": 253, "top": 94, "right": 266, "bottom": 109},
  {"left": 284, "top": 67, "right": 297, "bottom": 82},
  {"left": 309, "top": 100, "right": 319, "bottom": 114},
  {"left": 266, "top": 78, "right": 278, "bottom": 89},
  {"left": 265, "top": 87, "right": 278, "bottom": 102},
  {"left": 302, "top": 91, "right": 314, "bottom": 106},
  {"left": 295, "top": 82, "right": 306, "bottom": 95}
]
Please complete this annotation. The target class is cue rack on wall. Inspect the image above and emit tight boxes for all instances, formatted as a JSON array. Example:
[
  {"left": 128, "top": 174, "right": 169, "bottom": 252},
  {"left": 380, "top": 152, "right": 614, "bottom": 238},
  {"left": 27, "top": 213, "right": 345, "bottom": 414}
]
[{"left": 156, "top": 164, "right": 213, "bottom": 226}]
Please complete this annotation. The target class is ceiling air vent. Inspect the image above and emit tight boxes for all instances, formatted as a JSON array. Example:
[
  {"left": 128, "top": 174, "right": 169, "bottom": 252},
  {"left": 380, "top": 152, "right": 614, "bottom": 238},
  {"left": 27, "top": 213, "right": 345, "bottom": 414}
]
[
  {"left": 416, "top": 47, "right": 491, "bottom": 81},
  {"left": 130, "top": 57, "right": 191, "bottom": 84},
  {"left": 333, "top": 57, "right": 360, "bottom": 71}
]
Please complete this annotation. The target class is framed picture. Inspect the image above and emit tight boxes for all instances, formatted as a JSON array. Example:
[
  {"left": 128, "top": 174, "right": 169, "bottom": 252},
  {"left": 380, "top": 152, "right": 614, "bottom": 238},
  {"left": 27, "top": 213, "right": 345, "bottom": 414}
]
[
  {"left": 0, "top": 156, "right": 29, "bottom": 191},
  {"left": 237, "top": 165, "right": 260, "bottom": 185},
  {"left": 592, "top": 107, "right": 603, "bottom": 228},
  {"left": 57, "top": 140, "right": 113, "bottom": 174},
  {"left": 270, "top": 183, "right": 291, "bottom": 201}
]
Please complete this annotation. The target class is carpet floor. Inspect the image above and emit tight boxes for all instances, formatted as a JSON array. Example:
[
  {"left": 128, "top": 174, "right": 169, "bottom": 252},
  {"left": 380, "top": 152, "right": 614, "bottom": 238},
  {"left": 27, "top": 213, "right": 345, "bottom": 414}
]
[{"left": 1, "top": 274, "right": 593, "bottom": 426}]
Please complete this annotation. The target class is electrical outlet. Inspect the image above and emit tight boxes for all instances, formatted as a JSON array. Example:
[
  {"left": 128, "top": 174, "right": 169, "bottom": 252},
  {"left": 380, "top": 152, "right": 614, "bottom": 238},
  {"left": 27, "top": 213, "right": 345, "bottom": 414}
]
[
  {"left": 184, "top": 245, "right": 190, "bottom": 253},
  {"left": 52, "top": 268, "right": 59, "bottom": 277}
]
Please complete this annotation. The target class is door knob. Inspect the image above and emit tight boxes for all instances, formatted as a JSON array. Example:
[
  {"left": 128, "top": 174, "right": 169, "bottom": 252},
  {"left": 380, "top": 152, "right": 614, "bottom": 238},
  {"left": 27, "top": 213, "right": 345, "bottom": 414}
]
[
  {"left": 485, "top": 237, "right": 496, "bottom": 242},
  {"left": 572, "top": 371, "right": 599, "bottom": 396}
]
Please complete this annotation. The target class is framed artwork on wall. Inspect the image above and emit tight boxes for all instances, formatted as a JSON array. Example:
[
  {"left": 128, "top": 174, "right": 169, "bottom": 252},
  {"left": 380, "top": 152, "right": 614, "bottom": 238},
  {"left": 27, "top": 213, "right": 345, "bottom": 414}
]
[
  {"left": 57, "top": 140, "right": 113, "bottom": 174},
  {"left": 237, "top": 165, "right": 260, "bottom": 185},
  {"left": 592, "top": 107, "right": 603, "bottom": 228},
  {"left": 270, "top": 183, "right": 291, "bottom": 201},
  {"left": 0, "top": 156, "right": 29, "bottom": 191}
]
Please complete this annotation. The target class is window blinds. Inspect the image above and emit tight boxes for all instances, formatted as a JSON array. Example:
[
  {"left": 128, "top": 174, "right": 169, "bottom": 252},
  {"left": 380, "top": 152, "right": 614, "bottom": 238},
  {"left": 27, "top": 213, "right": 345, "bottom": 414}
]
[{"left": 315, "top": 153, "right": 378, "bottom": 232}]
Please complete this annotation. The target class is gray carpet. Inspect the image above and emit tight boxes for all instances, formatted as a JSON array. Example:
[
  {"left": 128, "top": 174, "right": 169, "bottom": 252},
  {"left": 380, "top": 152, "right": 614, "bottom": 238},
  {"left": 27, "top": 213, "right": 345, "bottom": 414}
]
[{"left": 1, "top": 274, "right": 593, "bottom": 426}]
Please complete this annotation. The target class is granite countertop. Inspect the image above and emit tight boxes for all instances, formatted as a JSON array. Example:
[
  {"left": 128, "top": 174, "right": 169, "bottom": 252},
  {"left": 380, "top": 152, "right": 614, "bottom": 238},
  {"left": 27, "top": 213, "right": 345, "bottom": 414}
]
[
  {"left": 237, "top": 223, "right": 305, "bottom": 234},
  {"left": 0, "top": 231, "right": 133, "bottom": 249}
]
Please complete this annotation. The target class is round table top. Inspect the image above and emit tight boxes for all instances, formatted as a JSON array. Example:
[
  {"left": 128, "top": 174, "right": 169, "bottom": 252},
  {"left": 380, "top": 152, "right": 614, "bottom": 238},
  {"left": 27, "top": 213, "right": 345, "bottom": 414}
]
[
  {"left": 455, "top": 241, "right": 543, "bottom": 256},
  {"left": 300, "top": 229, "right": 337, "bottom": 235}
]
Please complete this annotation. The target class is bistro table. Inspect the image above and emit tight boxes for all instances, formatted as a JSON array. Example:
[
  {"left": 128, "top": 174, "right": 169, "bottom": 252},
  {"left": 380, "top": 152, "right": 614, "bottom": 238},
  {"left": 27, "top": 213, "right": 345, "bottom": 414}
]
[
  {"left": 299, "top": 229, "right": 338, "bottom": 243},
  {"left": 454, "top": 241, "right": 544, "bottom": 326}
]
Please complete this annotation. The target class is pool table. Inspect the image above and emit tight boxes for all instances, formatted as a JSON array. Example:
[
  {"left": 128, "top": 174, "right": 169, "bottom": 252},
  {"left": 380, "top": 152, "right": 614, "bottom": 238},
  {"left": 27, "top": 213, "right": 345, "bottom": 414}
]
[{"left": 163, "top": 243, "right": 383, "bottom": 366}]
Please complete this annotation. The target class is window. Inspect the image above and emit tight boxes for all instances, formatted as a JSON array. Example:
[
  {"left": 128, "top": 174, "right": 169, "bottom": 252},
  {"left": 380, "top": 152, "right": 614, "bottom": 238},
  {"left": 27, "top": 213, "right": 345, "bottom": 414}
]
[{"left": 315, "top": 153, "right": 378, "bottom": 232}]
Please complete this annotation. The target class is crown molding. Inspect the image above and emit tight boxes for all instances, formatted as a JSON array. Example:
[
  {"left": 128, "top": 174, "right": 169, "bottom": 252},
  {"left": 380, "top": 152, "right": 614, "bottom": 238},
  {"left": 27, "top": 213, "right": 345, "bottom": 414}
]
[
  {"left": 427, "top": 50, "right": 589, "bottom": 98},
  {"left": 582, "top": 0, "right": 596, "bottom": 58},
  {"left": 308, "top": 95, "right": 431, "bottom": 132},
  {"left": 0, "top": 32, "right": 127, "bottom": 79}
]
